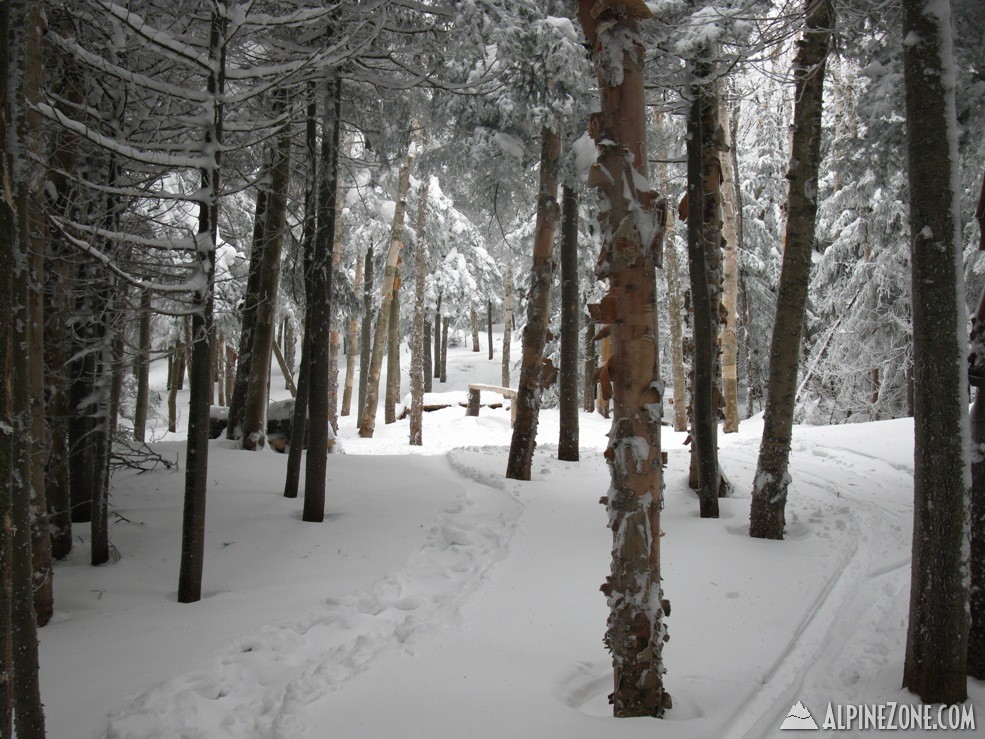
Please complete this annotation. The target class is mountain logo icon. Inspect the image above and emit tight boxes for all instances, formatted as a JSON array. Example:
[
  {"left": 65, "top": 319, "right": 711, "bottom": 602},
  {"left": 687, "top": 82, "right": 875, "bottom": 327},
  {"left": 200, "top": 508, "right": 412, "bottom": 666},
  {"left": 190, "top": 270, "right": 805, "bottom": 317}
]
[{"left": 780, "top": 701, "right": 819, "bottom": 730}]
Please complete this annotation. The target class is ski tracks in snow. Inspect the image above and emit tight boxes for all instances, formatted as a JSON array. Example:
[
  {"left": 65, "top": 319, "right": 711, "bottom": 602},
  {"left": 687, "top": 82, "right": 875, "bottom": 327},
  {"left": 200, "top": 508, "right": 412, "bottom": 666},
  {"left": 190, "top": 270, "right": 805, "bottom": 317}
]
[
  {"left": 105, "top": 448, "right": 523, "bottom": 739},
  {"left": 720, "top": 441, "right": 914, "bottom": 739}
]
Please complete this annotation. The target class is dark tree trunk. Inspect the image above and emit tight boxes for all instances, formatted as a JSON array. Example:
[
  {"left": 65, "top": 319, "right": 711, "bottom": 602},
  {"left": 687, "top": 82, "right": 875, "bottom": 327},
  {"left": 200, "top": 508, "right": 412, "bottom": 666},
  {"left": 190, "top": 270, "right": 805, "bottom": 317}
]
[
  {"left": 970, "top": 386, "right": 985, "bottom": 678},
  {"left": 433, "top": 296, "right": 442, "bottom": 380},
  {"left": 358, "top": 247, "right": 374, "bottom": 420},
  {"left": 303, "top": 78, "right": 342, "bottom": 522},
  {"left": 424, "top": 320, "right": 433, "bottom": 393},
  {"left": 558, "top": 184, "right": 580, "bottom": 462},
  {"left": 284, "top": 313, "right": 311, "bottom": 500},
  {"left": 178, "top": 7, "right": 225, "bottom": 603},
  {"left": 133, "top": 289, "right": 152, "bottom": 442},
  {"left": 242, "top": 99, "right": 291, "bottom": 451},
  {"left": 440, "top": 317, "right": 448, "bottom": 384},
  {"left": 487, "top": 300, "right": 494, "bottom": 360},
  {"left": 900, "top": 0, "right": 968, "bottom": 704},
  {"left": 501, "top": 267, "right": 512, "bottom": 387},
  {"left": 749, "top": 0, "right": 833, "bottom": 540},
  {"left": 471, "top": 306, "right": 480, "bottom": 352},
  {"left": 506, "top": 127, "right": 560, "bottom": 481},
  {"left": 577, "top": 0, "right": 669, "bottom": 717}
]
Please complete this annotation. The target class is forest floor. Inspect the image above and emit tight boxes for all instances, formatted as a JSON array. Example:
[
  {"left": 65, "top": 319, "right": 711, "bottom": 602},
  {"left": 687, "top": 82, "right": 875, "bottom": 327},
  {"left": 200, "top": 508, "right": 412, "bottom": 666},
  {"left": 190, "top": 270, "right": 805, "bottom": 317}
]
[{"left": 40, "top": 329, "right": 985, "bottom": 738}]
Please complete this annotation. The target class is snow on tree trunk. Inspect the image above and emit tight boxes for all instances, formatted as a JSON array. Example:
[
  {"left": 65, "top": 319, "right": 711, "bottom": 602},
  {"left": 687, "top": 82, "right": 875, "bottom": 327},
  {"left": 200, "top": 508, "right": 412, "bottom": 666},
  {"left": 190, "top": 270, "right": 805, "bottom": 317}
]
[
  {"left": 900, "top": 0, "right": 969, "bottom": 705},
  {"left": 302, "top": 79, "right": 342, "bottom": 522},
  {"left": 720, "top": 98, "right": 741, "bottom": 434},
  {"left": 501, "top": 267, "right": 512, "bottom": 388},
  {"left": 242, "top": 100, "right": 291, "bottom": 451},
  {"left": 506, "top": 126, "right": 561, "bottom": 481},
  {"left": 576, "top": 0, "right": 670, "bottom": 717},
  {"left": 410, "top": 178, "right": 429, "bottom": 446},
  {"left": 178, "top": 5, "right": 225, "bottom": 603},
  {"left": 558, "top": 184, "right": 580, "bottom": 463},
  {"left": 749, "top": 0, "right": 833, "bottom": 541},
  {"left": 342, "top": 254, "right": 362, "bottom": 416},
  {"left": 358, "top": 128, "right": 416, "bottom": 438}
]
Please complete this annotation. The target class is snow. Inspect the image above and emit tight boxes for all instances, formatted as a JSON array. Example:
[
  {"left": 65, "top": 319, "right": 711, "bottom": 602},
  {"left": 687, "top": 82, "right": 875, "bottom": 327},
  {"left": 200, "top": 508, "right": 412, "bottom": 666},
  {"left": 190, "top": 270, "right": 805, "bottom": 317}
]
[{"left": 39, "top": 332, "right": 985, "bottom": 738}]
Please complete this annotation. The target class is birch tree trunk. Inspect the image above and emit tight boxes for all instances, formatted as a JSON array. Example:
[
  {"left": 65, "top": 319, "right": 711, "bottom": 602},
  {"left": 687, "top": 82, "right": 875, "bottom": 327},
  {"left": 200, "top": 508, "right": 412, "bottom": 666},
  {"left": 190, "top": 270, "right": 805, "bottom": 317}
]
[
  {"left": 749, "top": 0, "right": 833, "bottom": 540},
  {"left": 899, "top": 0, "right": 968, "bottom": 704},
  {"left": 410, "top": 178, "right": 429, "bottom": 446},
  {"left": 577, "top": 0, "right": 669, "bottom": 716},
  {"left": 359, "top": 129, "right": 416, "bottom": 438},
  {"left": 506, "top": 127, "right": 561, "bottom": 481},
  {"left": 501, "top": 266, "right": 513, "bottom": 387},
  {"left": 558, "top": 184, "right": 580, "bottom": 462}
]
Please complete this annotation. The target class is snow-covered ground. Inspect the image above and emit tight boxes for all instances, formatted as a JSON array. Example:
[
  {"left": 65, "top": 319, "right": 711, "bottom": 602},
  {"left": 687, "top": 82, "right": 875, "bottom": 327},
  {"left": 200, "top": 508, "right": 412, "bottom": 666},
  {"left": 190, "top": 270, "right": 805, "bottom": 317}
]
[{"left": 40, "top": 328, "right": 985, "bottom": 738}]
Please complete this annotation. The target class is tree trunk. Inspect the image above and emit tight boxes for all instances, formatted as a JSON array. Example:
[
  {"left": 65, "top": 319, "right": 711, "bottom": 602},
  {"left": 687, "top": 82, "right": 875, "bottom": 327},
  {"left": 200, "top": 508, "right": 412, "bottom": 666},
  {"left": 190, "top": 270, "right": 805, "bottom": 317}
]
[
  {"left": 242, "top": 98, "right": 291, "bottom": 451},
  {"left": 167, "top": 342, "right": 182, "bottom": 433},
  {"left": 970, "top": 385, "right": 985, "bottom": 678},
  {"left": 8, "top": 0, "right": 48, "bottom": 732},
  {"left": 440, "top": 317, "right": 449, "bottom": 384},
  {"left": 471, "top": 306, "right": 480, "bottom": 352},
  {"left": 215, "top": 332, "right": 225, "bottom": 407},
  {"left": 433, "top": 294, "right": 442, "bottom": 381},
  {"left": 487, "top": 300, "right": 494, "bottom": 360},
  {"left": 719, "top": 98, "right": 741, "bottom": 434},
  {"left": 501, "top": 266, "right": 512, "bottom": 387},
  {"left": 133, "top": 289, "right": 152, "bottom": 442},
  {"left": 358, "top": 247, "right": 374, "bottom": 420},
  {"left": 664, "top": 215, "right": 688, "bottom": 432},
  {"left": 384, "top": 276, "right": 401, "bottom": 424},
  {"left": 506, "top": 126, "right": 561, "bottom": 481},
  {"left": 284, "top": 317, "right": 311, "bottom": 500},
  {"left": 178, "top": 6, "right": 225, "bottom": 603},
  {"left": 900, "top": 0, "right": 968, "bottom": 704},
  {"left": 558, "top": 184, "right": 580, "bottom": 462},
  {"left": 583, "top": 317, "right": 596, "bottom": 413},
  {"left": 303, "top": 78, "right": 342, "bottom": 522},
  {"left": 0, "top": 2, "right": 12, "bottom": 717},
  {"left": 577, "top": 0, "right": 669, "bottom": 716},
  {"left": 341, "top": 254, "right": 362, "bottom": 416},
  {"left": 227, "top": 185, "right": 268, "bottom": 440},
  {"left": 410, "top": 178, "right": 429, "bottom": 446},
  {"left": 328, "top": 167, "right": 346, "bottom": 432},
  {"left": 359, "top": 129, "right": 416, "bottom": 438},
  {"left": 597, "top": 335, "right": 612, "bottom": 418},
  {"left": 424, "top": 320, "right": 433, "bottom": 393},
  {"left": 749, "top": 0, "right": 832, "bottom": 540}
]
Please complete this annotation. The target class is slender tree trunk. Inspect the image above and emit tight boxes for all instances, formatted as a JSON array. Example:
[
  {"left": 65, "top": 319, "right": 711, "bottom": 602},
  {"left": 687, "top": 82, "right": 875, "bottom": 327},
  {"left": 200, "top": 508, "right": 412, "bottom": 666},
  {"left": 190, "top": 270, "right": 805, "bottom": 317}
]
[
  {"left": 749, "top": 0, "right": 833, "bottom": 540},
  {"left": 558, "top": 184, "right": 580, "bottom": 462},
  {"left": 501, "top": 266, "right": 512, "bottom": 387},
  {"left": 215, "top": 332, "right": 225, "bottom": 407},
  {"left": 506, "top": 126, "right": 561, "bottom": 481},
  {"left": 303, "top": 78, "right": 342, "bottom": 522},
  {"left": 178, "top": 6, "right": 225, "bottom": 603},
  {"left": 433, "top": 295, "right": 442, "bottom": 381},
  {"left": 899, "top": 0, "right": 968, "bottom": 704},
  {"left": 597, "top": 335, "right": 611, "bottom": 418},
  {"left": 720, "top": 98, "right": 741, "bottom": 434},
  {"left": 487, "top": 300, "right": 494, "bottom": 360},
  {"left": 328, "top": 167, "right": 346, "bottom": 432},
  {"left": 341, "top": 255, "right": 362, "bottom": 416},
  {"left": 8, "top": 0, "right": 48, "bottom": 731},
  {"left": 133, "top": 289, "right": 152, "bottom": 442},
  {"left": 242, "top": 100, "right": 291, "bottom": 451},
  {"left": 410, "top": 179, "right": 429, "bottom": 446},
  {"left": 424, "top": 320, "right": 433, "bottom": 393},
  {"left": 358, "top": 247, "right": 374, "bottom": 419},
  {"left": 471, "top": 306, "right": 480, "bottom": 352},
  {"left": 440, "top": 317, "right": 449, "bottom": 384},
  {"left": 664, "top": 215, "right": 688, "bottom": 432},
  {"left": 583, "top": 317, "right": 596, "bottom": 412},
  {"left": 577, "top": 0, "right": 669, "bottom": 716},
  {"left": 284, "top": 314, "right": 311, "bottom": 500},
  {"left": 359, "top": 129, "right": 416, "bottom": 438},
  {"left": 167, "top": 341, "right": 181, "bottom": 433},
  {"left": 385, "top": 276, "right": 401, "bottom": 424}
]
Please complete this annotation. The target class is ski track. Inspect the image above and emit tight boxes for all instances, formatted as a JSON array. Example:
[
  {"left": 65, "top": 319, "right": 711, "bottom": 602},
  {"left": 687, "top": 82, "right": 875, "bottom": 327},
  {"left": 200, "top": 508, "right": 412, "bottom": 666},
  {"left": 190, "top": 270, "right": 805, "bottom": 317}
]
[
  {"left": 105, "top": 448, "right": 523, "bottom": 739},
  {"left": 719, "top": 442, "right": 913, "bottom": 739}
]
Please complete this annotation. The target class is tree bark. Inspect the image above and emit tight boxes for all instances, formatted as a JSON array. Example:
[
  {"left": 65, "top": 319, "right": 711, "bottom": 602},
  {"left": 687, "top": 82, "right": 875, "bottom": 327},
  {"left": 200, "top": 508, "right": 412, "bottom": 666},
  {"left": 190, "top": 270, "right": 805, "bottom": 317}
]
[
  {"left": 506, "top": 127, "right": 560, "bottom": 481},
  {"left": 471, "top": 306, "right": 480, "bottom": 352},
  {"left": 359, "top": 130, "right": 416, "bottom": 438},
  {"left": 440, "top": 317, "right": 449, "bottom": 384},
  {"left": 328, "top": 167, "right": 346, "bottom": 432},
  {"left": 487, "top": 300, "right": 494, "bottom": 360},
  {"left": 178, "top": 6, "right": 225, "bottom": 603},
  {"left": 749, "top": 0, "right": 833, "bottom": 540},
  {"left": 424, "top": 320, "right": 433, "bottom": 393},
  {"left": 970, "top": 385, "right": 985, "bottom": 678},
  {"left": 133, "top": 289, "right": 152, "bottom": 442},
  {"left": 664, "top": 215, "right": 688, "bottom": 432},
  {"left": 583, "top": 317, "right": 596, "bottom": 413},
  {"left": 558, "top": 184, "right": 580, "bottom": 462},
  {"left": 8, "top": 0, "right": 48, "bottom": 732},
  {"left": 242, "top": 98, "right": 291, "bottom": 451},
  {"left": 410, "top": 178, "right": 429, "bottom": 446},
  {"left": 384, "top": 274, "right": 401, "bottom": 424},
  {"left": 303, "top": 78, "right": 342, "bottom": 522},
  {"left": 577, "top": 0, "right": 669, "bottom": 716},
  {"left": 719, "top": 98, "right": 741, "bottom": 434},
  {"left": 900, "top": 0, "right": 968, "bottom": 704},
  {"left": 433, "top": 295, "right": 442, "bottom": 381},
  {"left": 501, "top": 266, "right": 513, "bottom": 387}
]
